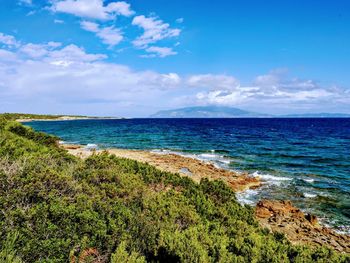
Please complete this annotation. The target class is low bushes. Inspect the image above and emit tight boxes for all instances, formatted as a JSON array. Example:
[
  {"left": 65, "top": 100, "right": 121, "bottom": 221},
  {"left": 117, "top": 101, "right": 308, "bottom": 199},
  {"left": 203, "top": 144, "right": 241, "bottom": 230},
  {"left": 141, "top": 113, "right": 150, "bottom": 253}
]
[{"left": 0, "top": 118, "right": 348, "bottom": 262}]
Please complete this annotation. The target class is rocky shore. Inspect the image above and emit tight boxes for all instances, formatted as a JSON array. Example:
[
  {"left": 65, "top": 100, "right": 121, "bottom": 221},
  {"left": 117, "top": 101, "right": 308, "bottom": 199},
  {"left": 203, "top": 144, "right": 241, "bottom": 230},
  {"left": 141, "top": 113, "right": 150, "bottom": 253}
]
[
  {"left": 256, "top": 200, "right": 350, "bottom": 253},
  {"left": 62, "top": 144, "right": 350, "bottom": 253},
  {"left": 62, "top": 144, "right": 261, "bottom": 192}
]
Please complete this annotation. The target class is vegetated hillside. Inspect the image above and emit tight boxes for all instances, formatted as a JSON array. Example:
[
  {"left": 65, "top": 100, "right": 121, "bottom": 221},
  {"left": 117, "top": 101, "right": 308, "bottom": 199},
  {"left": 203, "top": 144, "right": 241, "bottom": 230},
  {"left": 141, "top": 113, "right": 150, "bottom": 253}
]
[
  {"left": 0, "top": 117, "right": 348, "bottom": 262},
  {"left": 0, "top": 113, "right": 77, "bottom": 121}
]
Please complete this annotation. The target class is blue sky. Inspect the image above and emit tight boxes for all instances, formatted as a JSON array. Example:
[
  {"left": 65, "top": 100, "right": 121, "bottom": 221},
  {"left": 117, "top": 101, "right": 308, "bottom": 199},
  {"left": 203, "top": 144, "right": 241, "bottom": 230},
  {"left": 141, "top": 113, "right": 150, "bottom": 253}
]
[{"left": 0, "top": 0, "right": 349, "bottom": 117}]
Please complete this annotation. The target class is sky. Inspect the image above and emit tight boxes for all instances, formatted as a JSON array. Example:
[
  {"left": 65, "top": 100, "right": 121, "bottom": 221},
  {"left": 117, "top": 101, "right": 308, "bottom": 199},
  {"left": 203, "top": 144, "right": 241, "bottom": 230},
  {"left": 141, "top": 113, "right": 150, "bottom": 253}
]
[{"left": 0, "top": 0, "right": 350, "bottom": 117}]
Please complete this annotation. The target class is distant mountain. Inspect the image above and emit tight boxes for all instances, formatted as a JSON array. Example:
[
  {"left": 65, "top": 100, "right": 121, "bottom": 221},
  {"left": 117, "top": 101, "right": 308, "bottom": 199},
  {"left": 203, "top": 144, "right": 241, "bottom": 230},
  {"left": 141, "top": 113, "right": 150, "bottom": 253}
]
[
  {"left": 280, "top": 113, "right": 350, "bottom": 118},
  {"left": 150, "top": 106, "right": 270, "bottom": 118},
  {"left": 150, "top": 106, "right": 350, "bottom": 118}
]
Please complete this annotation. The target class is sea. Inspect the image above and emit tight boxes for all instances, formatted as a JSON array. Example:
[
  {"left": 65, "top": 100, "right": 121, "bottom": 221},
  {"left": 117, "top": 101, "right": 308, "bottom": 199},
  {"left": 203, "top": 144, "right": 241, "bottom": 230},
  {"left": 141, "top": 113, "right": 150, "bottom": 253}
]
[{"left": 26, "top": 118, "right": 350, "bottom": 234}]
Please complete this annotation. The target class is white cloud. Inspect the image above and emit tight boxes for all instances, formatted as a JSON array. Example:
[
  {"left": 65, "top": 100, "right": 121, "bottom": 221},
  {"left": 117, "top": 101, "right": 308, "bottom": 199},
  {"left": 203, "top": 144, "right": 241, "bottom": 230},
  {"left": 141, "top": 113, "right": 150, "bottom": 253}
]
[
  {"left": 0, "top": 33, "right": 20, "bottom": 48},
  {"left": 26, "top": 10, "right": 36, "bottom": 16},
  {"left": 144, "top": 46, "right": 177, "bottom": 58},
  {"left": 51, "top": 0, "right": 134, "bottom": 20},
  {"left": 0, "top": 33, "right": 349, "bottom": 116},
  {"left": 0, "top": 34, "right": 184, "bottom": 116},
  {"left": 19, "top": 42, "right": 62, "bottom": 58},
  {"left": 0, "top": 49, "right": 18, "bottom": 62},
  {"left": 104, "top": 1, "right": 134, "bottom": 17},
  {"left": 54, "top": 19, "right": 65, "bottom": 24},
  {"left": 196, "top": 90, "right": 245, "bottom": 105},
  {"left": 132, "top": 15, "right": 181, "bottom": 48},
  {"left": 18, "top": 0, "right": 32, "bottom": 5},
  {"left": 47, "top": 44, "right": 107, "bottom": 62},
  {"left": 253, "top": 70, "right": 321, "bottom": 96},
  {"left": 176, "top": 18, "right": 184, "bottom": 24},
  {"left": 48, "top": 41, "right": 62, "bottom": 48},
  {"left": 187, "top": 74, "right": 240, "bottom": 90},
  {"left": 20, "top": 43, "right": 50, "bottom": 58},
  {"left": 95, "top": 26, "right": 123, "bottom": 46},
  {"left": 80, "top": 20, "right": 99, "bottom": 32},
  {"left": 80, "top": 21, "right": 123, "bottom": 47},
  {"left": 50, "top": 2, "right": 181, "bottom": 56},
  {"left": 192, "top": 70, "right": 350, "bottom": 114}
]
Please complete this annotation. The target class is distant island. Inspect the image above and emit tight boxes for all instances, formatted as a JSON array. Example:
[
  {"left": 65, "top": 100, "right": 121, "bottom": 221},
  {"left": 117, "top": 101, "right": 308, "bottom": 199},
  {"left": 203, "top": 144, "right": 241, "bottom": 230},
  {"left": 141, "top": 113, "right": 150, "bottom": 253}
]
[
  {"left": 150, "top": 106, "right": 350, "bottom": 118},
  {"left": 150, "top": 106, "right": 271, "bottom": 118},
  {"left": 280, "top": 113, "right": 350, "bottom": 118}
]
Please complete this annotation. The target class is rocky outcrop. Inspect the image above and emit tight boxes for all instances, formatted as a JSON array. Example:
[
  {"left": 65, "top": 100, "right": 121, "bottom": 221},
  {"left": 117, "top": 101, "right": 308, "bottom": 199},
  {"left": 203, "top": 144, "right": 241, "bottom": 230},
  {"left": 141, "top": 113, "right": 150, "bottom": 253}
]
[
  {"left": 256, "top": 200, "right": 350, "bottom": 253},
  {"left": 63, "top": 144, "right": 261, "bottom": 192}
]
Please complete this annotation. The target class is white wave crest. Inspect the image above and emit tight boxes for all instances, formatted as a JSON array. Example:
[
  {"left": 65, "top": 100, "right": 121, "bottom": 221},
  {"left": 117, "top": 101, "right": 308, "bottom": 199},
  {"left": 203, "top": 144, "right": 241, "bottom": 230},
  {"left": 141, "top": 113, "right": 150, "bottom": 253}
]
[
  {"left": 85, "top": 143, "right": 98, "bottom": 150},
  {"left": 303, "top": 193, "right": 317, "bottom": 198},
  {"left": 199, "top": 153, "right": 218, "bottom": 159},
  {"left": 236, "top": 189, "right": 259, "bottom": 205},
  {"left": 252, "top": 171, "right": 292, "bottom": 184},
  {"left": 303, "top": 178, "right": 315, "bottom": 183}
]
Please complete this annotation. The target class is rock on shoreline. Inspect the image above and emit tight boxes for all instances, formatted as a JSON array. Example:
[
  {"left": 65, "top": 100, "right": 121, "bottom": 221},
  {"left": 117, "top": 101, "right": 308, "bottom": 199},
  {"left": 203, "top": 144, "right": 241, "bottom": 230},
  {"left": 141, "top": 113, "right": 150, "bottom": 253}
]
[
  {"left": 256, "top": 200, "right": 350, "bottom": 253},
  {"left": 62, "top": 144, "right": 261, "bottom": 192}
]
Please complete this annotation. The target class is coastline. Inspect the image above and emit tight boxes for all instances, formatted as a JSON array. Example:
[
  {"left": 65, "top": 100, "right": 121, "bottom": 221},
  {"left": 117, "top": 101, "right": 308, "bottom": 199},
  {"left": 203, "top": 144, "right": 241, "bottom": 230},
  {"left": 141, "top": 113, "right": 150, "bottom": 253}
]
[
  {"left": 16, "top": 116, "right": 124, "bottom": 122},
  {"left": 61, "top": 143, "right": 350, "bottom": 252},
  {"left": 62, "top": 144, "right": 261, "bottom": 192}
]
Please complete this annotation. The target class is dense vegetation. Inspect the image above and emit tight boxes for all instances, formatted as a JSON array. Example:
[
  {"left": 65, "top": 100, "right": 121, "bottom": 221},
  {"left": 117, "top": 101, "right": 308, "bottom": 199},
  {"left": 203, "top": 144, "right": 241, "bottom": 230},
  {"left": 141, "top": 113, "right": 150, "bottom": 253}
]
[{"left": 0, "top": 115, "right": 348, "bottom": 262}]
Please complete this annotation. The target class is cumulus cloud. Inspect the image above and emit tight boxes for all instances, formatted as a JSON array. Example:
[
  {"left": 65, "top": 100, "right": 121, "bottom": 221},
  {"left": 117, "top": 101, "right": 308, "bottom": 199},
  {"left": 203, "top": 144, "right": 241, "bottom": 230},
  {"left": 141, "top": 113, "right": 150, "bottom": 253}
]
[
  {"left": 0, "top": 33, "right": 349, "bottom": 116},
  {"left": 81, "top": 21, "right": 123, "bottom": 47},
  {"left": 143, "top": 46, "right": 177, "bottom": 58},
  {"left": 132, "top": 15, "right": 181, "bottom": 48},
  {"left": 0, "top": 33, "right": 184, "bottom": 116},
  {"left": 19, "top": 42, "right": 62, "bottom": 58},
  {"left": 187, "top": 74, "right": 240, "bottom": 90},
  {"left": 0, "top": 33, "right": 20, "bottom": 48},
  {"left": 49, "top": 1, "right": 180, "bottom": 56},
  {"left": 0, "top": 49, "right": 18, "bottom": 62},
  {"left": 193, "top": 70, "right": 350, "bottom": 114},
  {"left": 47, "top": 44, "right": 107, "bottom": 63},
  {"left": 51, "top": 0, "right": 134, "bottom": 20}
]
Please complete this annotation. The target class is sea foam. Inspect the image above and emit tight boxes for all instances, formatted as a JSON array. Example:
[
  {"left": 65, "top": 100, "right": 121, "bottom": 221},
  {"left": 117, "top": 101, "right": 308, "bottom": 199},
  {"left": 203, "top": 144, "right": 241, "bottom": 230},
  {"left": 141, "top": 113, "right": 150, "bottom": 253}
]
[
  {"left": 303, "top": 193, "right": 317, "bottom": 198},
  {"left": 236, "top": 189, "right": 259, "bottom": 205},
  {"left": 303, "top": 178, "right": 315, "bottom": 183},
  {"left": 85, "top": 143, "right": 98, "bottom": 150},
  {"left": 252, "top": 171, "right": 292, "bottom": 185}
]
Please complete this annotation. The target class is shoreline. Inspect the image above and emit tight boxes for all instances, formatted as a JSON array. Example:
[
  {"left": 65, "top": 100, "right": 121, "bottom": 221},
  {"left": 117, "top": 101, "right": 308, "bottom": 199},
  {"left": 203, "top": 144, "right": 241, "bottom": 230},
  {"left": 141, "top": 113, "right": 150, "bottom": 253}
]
[
  {"left": 61, "top": 143, "right": 350, "bottom": 252},
  {"left": 17, "top": 116, "right": 124, "bottom": 122},
  {"left": 62, "top": 143, "right": 261, "bottom": 192}
]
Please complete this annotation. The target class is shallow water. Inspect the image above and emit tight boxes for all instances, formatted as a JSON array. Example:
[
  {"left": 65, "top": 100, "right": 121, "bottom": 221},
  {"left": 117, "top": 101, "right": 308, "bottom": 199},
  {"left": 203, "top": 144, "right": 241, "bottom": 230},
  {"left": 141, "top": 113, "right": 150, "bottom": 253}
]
[{"left": 27, "top": 118, "right": 350, "bottom": 234}]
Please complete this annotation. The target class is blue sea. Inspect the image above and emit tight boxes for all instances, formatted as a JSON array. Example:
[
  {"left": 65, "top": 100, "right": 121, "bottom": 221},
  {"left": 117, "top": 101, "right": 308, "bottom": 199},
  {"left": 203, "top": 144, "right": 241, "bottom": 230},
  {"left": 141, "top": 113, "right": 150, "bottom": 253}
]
[{"left": 26, "top": 118, "right": 350, "bottom": 234}]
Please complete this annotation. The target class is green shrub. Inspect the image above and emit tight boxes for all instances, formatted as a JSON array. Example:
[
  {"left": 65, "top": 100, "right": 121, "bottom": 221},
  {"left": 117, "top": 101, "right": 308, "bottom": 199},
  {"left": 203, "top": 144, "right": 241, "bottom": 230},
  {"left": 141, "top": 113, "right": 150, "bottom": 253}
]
[
  {"left": 5, "top": 121, "right": 58, "bottom": 146},
  {"left": 0, "top": 116, "right": 348, "bottom": 262}
]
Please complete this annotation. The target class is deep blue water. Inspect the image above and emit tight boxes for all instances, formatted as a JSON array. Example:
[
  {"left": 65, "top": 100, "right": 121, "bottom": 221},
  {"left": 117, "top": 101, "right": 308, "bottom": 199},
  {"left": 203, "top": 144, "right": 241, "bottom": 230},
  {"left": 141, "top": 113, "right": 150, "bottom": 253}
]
[{"left": 26, "top": 118, "right": 350, "bottom": 233}]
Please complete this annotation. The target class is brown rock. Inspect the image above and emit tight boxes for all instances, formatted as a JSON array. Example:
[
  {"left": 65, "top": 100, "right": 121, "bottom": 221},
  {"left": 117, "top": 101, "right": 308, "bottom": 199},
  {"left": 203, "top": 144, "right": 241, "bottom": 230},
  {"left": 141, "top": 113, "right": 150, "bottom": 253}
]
[
  {"left": 305, "top": 213, "right": 318, "bottom": 226},
  {"left": 255, "top": 199, "right": 350, "bottom": 253},
  {"left": 61, "top": 144, "right": 82, "bottom": 150}
]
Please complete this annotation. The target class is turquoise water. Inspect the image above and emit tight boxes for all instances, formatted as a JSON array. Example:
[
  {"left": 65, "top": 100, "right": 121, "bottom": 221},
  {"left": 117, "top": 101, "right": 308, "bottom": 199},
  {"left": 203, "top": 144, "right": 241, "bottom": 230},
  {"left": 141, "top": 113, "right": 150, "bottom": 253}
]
[{"left": 26, "top": 118, "right": 350, "bottom": 234}]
